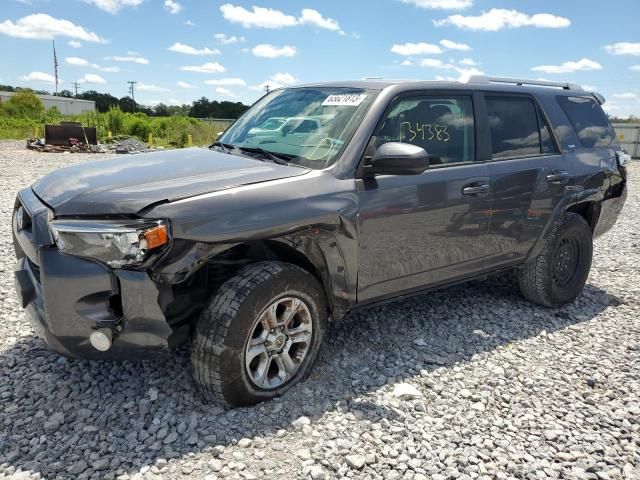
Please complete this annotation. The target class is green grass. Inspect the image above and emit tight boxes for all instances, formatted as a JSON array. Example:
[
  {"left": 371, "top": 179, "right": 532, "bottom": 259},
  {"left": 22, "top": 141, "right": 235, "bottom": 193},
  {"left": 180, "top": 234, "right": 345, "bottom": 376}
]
[{"left": 0, "top": 108, "right": 233, "bottom": 147}]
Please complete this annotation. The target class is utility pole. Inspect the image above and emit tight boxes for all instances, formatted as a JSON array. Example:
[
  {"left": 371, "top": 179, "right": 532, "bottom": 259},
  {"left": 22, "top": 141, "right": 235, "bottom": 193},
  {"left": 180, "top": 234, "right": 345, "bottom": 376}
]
[
  {"left": 53, "top": 40, "right": 59, "bottom": 95},
  {"left": 264, "top": 83, "right": 270, "bottom": 94},
  {"left": 72, "top": 82, "right": 81, "bottom": 97},
  {"left": 128, "top": 80, "right": 137, "bottom": 112}
]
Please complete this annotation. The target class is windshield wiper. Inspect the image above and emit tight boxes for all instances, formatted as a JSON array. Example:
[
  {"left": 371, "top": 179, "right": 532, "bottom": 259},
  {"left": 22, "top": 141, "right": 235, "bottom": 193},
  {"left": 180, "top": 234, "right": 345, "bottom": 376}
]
[
  {"left": 235, "top": 146, "right": 292, "bottom": 166},
  {"left": 210, "top": 141, "right": 235, "bottom": 153}
]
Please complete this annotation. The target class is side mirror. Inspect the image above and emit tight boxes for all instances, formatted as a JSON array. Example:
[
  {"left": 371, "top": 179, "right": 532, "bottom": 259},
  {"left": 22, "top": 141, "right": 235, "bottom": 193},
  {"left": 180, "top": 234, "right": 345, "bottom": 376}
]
[{"left": 367, "top": 142, "right": 429, "bottom": 175}]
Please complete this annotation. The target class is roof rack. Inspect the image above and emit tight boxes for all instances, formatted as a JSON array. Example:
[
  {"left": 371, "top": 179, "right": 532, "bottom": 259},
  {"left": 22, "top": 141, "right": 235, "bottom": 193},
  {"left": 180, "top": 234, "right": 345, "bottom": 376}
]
[{"left": 466, "top": 75, "right": 584, "bottom": 91}]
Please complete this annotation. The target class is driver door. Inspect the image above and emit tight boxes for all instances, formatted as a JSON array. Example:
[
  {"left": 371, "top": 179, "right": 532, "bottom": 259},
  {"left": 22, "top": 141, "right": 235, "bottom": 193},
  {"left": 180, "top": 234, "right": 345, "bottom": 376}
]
[{"left": 356, "top": 93, "right": 492, "bottom": 302}]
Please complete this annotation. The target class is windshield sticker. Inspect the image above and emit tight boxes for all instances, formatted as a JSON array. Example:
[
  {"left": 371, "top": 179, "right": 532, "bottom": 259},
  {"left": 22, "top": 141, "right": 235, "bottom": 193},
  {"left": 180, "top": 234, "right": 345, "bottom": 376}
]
[{"left": 322, "top": 93, "right": 368, "bottom": 107}]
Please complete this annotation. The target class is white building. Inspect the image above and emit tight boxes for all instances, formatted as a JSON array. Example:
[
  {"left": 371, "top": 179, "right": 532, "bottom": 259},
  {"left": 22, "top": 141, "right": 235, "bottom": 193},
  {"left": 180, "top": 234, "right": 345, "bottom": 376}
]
[{"left": 0, "top": 91, "right": 95, "bottom": 115}]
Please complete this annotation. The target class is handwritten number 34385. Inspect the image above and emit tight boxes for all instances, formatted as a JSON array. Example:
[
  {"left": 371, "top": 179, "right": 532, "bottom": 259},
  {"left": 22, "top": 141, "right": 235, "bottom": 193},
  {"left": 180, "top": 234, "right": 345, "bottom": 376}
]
[{"left": 400, "top": 122, "right": 450, "bottom": 143}]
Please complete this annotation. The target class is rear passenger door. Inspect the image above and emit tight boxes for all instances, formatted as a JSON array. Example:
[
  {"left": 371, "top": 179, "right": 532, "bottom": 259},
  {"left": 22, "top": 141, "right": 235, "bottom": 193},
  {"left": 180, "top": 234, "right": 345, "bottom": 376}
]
[{"left": 483, "top": 94, "right": 567, "bottom": 268}]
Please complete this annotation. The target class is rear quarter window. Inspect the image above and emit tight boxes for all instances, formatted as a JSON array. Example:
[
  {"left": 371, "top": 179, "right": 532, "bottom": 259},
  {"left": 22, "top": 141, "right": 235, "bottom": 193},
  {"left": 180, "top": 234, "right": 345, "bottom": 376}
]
[{"left": 556, "top": 96, "right": 614, "bottom": 148}]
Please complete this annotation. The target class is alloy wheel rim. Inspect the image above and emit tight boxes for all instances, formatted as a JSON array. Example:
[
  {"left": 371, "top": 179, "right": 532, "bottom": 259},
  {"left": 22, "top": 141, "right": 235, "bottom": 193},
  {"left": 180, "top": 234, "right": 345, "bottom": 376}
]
[{"left": 244, "top": 296, "right": 313, "bottom": 390}]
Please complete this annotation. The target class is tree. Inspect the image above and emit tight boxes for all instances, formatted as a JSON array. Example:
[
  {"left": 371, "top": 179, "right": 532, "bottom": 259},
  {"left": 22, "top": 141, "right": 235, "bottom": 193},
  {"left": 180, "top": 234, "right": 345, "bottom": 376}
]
[
  {"left": 58, "top": 90, "right": 74, "bottom": 98},
  {"left": 78, "top": 90, "right": 119, "bottom": 112},
  {"left": 0, "top": 89, "right": 45, "bottom": 118}
]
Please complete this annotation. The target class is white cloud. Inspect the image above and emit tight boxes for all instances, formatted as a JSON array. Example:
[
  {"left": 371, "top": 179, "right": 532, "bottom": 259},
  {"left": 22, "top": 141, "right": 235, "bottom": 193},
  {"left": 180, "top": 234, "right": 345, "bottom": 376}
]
[
  {"left": 604, "top": 42, "right": 640, "bottom": 56},
  {"left": 66, "top": 56, "right": 90, "bottom": 66},
  {"left": 180, "top": 62, "right": 226, "bottom": 73},
  {"left": 401, "top": 0, "right": 473, "bottom": 9},
  {"left": 177, "top": 81, "right": 196, "bottom": 88},
  {"left": 204, "top": 78, "right": 247, "bottom": 86},
  {"left": 252, "top": 44, "right": 296, "bottom": 58},
  {"left": 78, "top": 73, "right": 106, "bottom": 84},
  {"left": 271, "top": 72, "right": 297, "bottom": 84},
  {"left": 631, "top": 65, "right": 640, "bottom": 72},
  {"left": 391, "top": 42, "right": 442, "bottom": 56},
  {"left": 184, "top": 20, "right": 195, "bottom": 27},
  {"left": 137, "top": 83, "right": 169, "bottom": 92},
  {"left": 299, "top": 8, "right": 340, "bottom": 31},
  {"left": 420, "top": 58, "right": 447, "bottom": 68},
  {"left": 68, "top": 40, "right": 82, "bottom": 48},
  {"left": 531, "top": 58, "right": 602, "bottom": 74},
  {"left": 401, "top": 59, "right": 413, "bottom": 67},
  {"left": 104, "top": 55, "right": 149, "bottom": 64},
  {"left": 82, "top": 0, "right": 143, "bottom": 14},
  {"left": 0, "top": 14, "right": 103, "bottom": 42},
  {"left": 65, "top": 57, "right": 120, "bottom": 72},
  {"left": 20, "top": 71, "right": 59, "bottom": 84},
  {"left": 214, "top": 33, "right": 244, "bottom": 44},
  {"left": 215, "top": 87, "right": 237, "bottom": 97},
  {"left": 417, "top": 58, "right": 484, "bottom": 81},
  {"left": 168, "top": 42, "right": 220, "bottom": 55},
  {"left": 220, "top": 4, "right": 297, "bottom": 29},
  {"left": 440, "top": 39, "right": 470, "bottom": 51},
  {"left": 459, "top": 58, "right": 477, "bottom": 66},
  {"left": 434, "top": 8, "right": 571, "bottom": 31},
  {"left": 164, "top": 0, "right": 182, "bottom": 14},
  {"left": 612, "top": 93, "right": 638, "bottom": 99},
  {"left": 220, "top": 4, "right": 341, "bottom": 32}
]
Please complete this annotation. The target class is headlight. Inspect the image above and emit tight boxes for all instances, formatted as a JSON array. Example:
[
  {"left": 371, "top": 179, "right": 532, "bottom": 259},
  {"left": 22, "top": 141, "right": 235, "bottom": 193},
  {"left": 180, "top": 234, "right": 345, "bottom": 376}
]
[{"left": 50, "top": 219, "right": 169, "bottom": 268}]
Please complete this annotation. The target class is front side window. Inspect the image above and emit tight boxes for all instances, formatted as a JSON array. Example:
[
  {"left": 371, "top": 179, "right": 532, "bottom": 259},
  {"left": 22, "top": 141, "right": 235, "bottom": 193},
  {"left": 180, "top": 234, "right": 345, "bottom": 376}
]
[
  {"left": 218, "top": 87, "right": 378, "bottom": 169},
  {"left": 486, "top": 96, "right": 552, "bottom": 159},
  {"left": 374, "top": 95, "right": 475, "bottom": 165},
  {"left": 557, "top": 96, "right": 614, "bottom": 148}
]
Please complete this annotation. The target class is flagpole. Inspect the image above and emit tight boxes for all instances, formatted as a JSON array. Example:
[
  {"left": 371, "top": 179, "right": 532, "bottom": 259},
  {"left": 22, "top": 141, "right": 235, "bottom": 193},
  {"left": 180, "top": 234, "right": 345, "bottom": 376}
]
[{"left": 53, "top": 40, "right": 59, "bottom": 95}]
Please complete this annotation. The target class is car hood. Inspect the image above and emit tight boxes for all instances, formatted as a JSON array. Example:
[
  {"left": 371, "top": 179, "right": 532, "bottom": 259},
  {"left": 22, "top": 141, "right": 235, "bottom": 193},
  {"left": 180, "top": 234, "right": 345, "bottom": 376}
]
[{"left": 32, "top": 147, "right": 309, "bottom": 216}]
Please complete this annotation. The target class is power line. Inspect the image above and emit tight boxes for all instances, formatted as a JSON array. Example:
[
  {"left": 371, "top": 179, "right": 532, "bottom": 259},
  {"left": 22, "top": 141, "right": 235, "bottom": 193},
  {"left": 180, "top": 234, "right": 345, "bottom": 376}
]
[{"left": 128, "top": 80, "right": 138, "bottom": 112}]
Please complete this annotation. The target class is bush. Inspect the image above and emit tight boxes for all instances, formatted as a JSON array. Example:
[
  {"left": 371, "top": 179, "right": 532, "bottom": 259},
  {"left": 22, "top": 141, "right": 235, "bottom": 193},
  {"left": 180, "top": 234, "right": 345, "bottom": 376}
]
[
  {"left": 0, "top": 90, "right": 45, "bottom": 118},
  {"left": 106, "top": 107, "right": 124, "bottom": 135},
  {"left": 128, "top": 118, "right": 151, "bottom": 141}
]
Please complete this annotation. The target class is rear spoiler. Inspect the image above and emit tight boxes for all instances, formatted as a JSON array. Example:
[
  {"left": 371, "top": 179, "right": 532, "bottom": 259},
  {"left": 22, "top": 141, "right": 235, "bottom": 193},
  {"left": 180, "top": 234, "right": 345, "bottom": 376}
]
[{"left": 590, "top": 92, "right": 606, "bottom": 105}]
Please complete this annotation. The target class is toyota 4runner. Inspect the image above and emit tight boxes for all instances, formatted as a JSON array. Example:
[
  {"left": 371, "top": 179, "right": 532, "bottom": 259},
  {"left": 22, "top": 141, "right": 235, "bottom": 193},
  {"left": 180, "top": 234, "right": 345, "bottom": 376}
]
[{"left": 13, "top": 76, "right": 628, "bottom": 406}]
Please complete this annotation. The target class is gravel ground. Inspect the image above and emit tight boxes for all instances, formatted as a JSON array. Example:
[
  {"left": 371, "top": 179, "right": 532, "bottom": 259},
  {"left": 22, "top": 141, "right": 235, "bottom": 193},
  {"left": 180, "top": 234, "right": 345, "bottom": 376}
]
[{"left": 0, "top": 139, "right": 638, "bottom": 480}]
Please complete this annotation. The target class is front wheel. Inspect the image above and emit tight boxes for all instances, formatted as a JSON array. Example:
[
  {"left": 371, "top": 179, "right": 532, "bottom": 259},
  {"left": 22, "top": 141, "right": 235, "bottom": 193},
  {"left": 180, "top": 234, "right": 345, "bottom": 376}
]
[
  {"left": 518, "top": 213, "right": 593, "bottom": 307},
  {"left": 191, "top": 261, "right": 327, "bottom": 406}
]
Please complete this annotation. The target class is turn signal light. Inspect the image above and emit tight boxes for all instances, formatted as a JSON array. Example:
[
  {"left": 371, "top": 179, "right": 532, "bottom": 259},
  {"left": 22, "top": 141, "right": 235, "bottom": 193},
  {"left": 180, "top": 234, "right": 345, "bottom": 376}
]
[{"left": 144, "top": 225, "right": 169, "bottom": 250}]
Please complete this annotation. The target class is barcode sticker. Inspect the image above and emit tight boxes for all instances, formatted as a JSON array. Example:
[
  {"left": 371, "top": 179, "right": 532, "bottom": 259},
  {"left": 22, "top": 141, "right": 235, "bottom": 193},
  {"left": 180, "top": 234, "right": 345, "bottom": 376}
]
[{"left": 321, "top": 93, "right": 368, "bottom": 107}]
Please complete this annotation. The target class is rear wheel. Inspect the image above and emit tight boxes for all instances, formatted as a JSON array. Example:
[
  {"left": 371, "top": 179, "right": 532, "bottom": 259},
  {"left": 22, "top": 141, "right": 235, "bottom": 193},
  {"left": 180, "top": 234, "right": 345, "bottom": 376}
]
[
  {"left": 191, "top": 261, "right": 327, "bottom": 406},
  {"left": 518, "top": 213, "right": 593, "bottom": 307}
]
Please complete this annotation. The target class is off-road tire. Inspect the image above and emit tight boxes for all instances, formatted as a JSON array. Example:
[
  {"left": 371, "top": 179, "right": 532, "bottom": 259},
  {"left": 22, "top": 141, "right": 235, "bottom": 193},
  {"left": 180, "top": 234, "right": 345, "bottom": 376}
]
[
  {"left": 518, "top": 212, "right": 593, "bottom": 307},
  {"left": 191, "top": 261, "right": 327, "bottom": 406}
]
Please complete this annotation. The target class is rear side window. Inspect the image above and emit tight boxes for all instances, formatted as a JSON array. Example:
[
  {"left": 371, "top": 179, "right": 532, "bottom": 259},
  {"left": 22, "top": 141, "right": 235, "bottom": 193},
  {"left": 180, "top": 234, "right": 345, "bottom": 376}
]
[
  {"left": 486, "top": 96, "right": 556, "bottom": 159},
  {"left": 557, "top": 96, "right": 614, "bottom": 148}
]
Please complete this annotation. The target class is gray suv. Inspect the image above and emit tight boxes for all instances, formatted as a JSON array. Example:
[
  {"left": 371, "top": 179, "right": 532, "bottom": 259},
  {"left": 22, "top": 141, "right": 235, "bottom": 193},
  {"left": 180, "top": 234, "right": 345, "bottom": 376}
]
[{"left": 13, "top": 76, "right": 628, "bottom": 406}]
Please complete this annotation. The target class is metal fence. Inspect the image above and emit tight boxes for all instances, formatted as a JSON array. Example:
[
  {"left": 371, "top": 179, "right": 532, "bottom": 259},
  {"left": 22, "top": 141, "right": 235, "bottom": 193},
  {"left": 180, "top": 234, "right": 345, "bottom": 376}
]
[{"left": 612, "top": 123, "right": 640, "bottom": 159}]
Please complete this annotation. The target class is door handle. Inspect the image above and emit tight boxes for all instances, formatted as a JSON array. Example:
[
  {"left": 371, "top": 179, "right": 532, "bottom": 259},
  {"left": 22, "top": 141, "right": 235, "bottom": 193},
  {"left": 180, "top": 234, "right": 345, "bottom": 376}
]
[
  {"left": 546, "top": 171, "right": 570, "bottom": 183},
  {"left": 462, "top": 184, "right": 490, "bottom": 196}
]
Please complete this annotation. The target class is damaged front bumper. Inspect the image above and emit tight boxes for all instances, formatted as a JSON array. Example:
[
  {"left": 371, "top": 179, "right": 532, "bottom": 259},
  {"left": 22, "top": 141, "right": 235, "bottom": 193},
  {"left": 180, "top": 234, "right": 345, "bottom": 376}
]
[{"left": 13, "top": 188, "right": 173, "bottom": 360}]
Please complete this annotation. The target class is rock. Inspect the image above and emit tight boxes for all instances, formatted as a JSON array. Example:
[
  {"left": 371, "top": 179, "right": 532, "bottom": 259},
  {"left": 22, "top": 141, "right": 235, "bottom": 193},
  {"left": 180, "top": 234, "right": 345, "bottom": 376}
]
[
  {"left": 238, "top": 438, "right": 252, "bottom": 448},
  {"left": 92, "top": 459, "right": 110, "bottom": 471},
  {"left": 292, "top": 416, "right": 311, "bottom": 430},
  {"left": 345, "top": 455, "right": 366, "bottom": 470},
  {"left": 393, "top": 383, "right": 423, "bottom": 400},
  {"left": 147, "top": 387, "right": 159, "bottom": 401},
  {"left": 309, "top": 465, "right": 326, "bottom": 479}
]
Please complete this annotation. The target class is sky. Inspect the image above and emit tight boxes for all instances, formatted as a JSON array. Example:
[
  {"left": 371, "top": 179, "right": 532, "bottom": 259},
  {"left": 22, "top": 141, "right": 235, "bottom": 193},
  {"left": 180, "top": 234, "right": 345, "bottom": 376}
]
[{"left": 1, "top": 0, "right": 639, "bottom": 116}]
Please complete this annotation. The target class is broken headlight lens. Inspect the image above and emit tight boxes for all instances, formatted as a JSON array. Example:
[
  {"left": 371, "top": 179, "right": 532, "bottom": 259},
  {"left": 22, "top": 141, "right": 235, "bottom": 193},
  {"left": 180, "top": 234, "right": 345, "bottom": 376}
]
[{"left": 50, "top": 220, "right": 169, "bottom": 268}]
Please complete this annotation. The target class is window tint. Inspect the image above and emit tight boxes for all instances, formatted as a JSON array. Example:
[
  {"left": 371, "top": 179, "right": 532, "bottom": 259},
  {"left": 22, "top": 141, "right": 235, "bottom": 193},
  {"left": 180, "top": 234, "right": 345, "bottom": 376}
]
[
  {"left": 486, "top": 96, "right": 549, "bottom": 158},
  {"left": 374, "top": 95, "right": 475, "bottom": 165},
  {"left": 538, "top": 109, "right": 557, "bottom": 154},
  {"left": 557, "top": 96, "right": 614, "bottom": 148}
]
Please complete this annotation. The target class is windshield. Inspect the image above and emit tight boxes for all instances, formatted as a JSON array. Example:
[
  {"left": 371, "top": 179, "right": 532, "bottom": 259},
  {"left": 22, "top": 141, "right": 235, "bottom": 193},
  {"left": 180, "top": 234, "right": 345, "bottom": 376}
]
[{"left": 218, "top": 87, "right": 378, "bottom": 169}]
